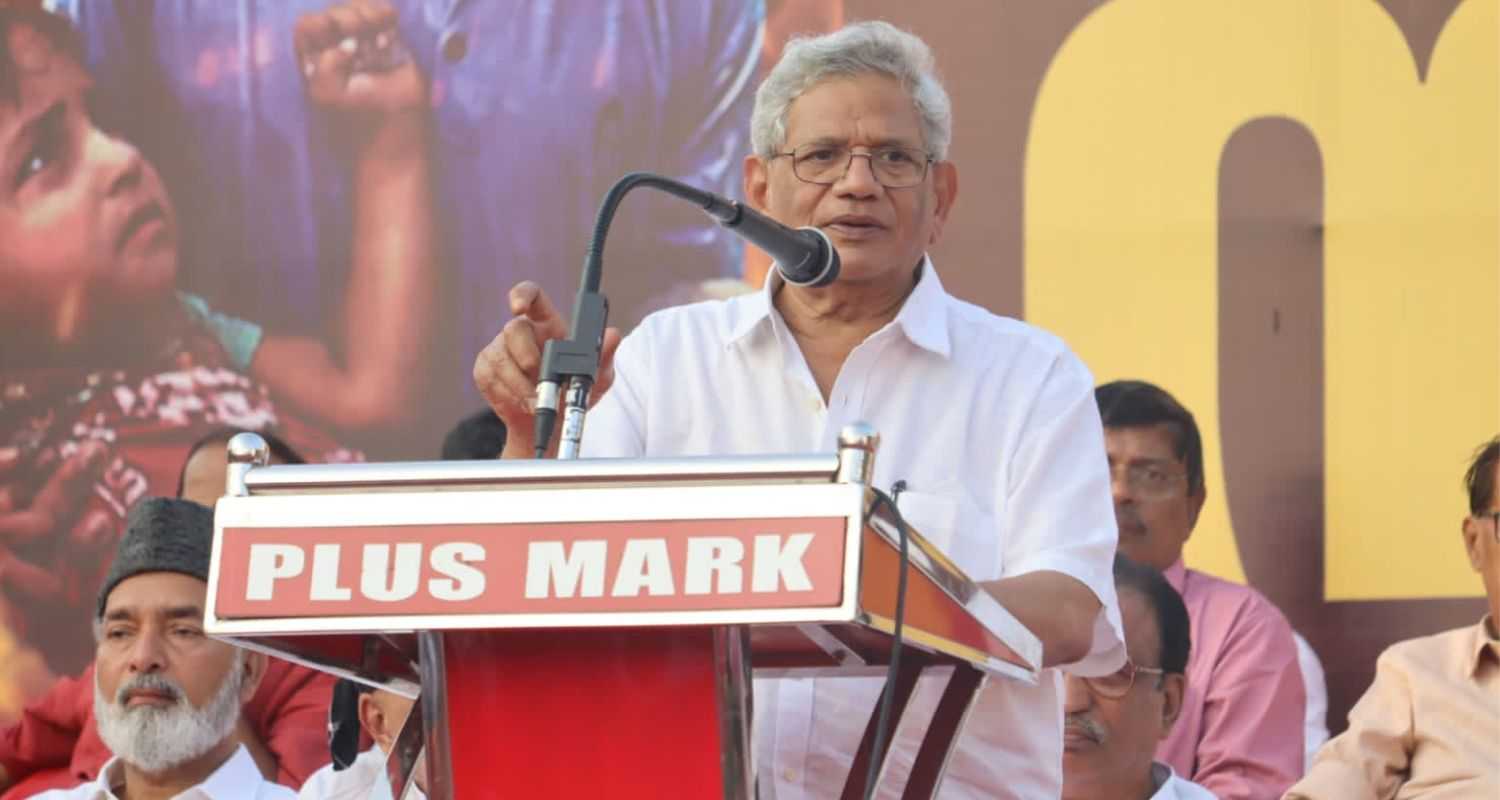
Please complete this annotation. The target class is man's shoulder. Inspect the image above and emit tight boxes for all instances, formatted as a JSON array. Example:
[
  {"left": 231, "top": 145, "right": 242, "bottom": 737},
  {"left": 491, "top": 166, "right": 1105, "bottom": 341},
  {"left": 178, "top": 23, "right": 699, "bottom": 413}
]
[
  {"left": 1380, "top": 622, "right": 1484, "bottom": 671},
  {"left": 943, "top": 295, "right": 1072, "bottom": 358},
  {"left": 1182, "top": 568, "right": 1297, "bottom": 640}
]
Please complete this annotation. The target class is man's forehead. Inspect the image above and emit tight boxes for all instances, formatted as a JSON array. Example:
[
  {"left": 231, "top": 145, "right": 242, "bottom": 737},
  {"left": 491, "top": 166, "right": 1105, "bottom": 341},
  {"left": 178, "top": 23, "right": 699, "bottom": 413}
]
[
  {"left": 1104, "top": 425, "right": 1181, "bottom": 461},
  {"left": 104, "top": 572, "right": 208, "bottom": 616},
  {"left": 783, "top": 74, "right": 924, "bottom": 145}
]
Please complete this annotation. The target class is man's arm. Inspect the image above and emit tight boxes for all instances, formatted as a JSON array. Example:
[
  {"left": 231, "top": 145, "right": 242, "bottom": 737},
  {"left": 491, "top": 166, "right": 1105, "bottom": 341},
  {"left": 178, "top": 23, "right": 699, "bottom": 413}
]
[
  {"left": 1190, "top": 602, "right": 1306, "bottom": 799},
  {"left": 983, "top": 571, "right": 1100, "bottom": 666},
  {"left": 1284, "top": 645, "right": 1414, "bottom": 800},
  {"left": 992, "top": 348, "right": 1126, "bottom": 675}
]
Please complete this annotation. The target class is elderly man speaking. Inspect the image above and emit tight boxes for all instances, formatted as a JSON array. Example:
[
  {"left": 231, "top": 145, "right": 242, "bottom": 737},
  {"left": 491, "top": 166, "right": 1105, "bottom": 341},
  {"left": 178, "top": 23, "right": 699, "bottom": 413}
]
[{"left": 473, "top": 21, "right": 1124, "bottom": 799}]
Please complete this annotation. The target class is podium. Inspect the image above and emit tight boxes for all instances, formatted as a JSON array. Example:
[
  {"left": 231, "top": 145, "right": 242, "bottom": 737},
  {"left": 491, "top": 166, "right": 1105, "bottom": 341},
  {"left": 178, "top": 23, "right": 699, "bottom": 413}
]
[{"left": 204, "top": 426, "right": 1039, "bottom": 799}]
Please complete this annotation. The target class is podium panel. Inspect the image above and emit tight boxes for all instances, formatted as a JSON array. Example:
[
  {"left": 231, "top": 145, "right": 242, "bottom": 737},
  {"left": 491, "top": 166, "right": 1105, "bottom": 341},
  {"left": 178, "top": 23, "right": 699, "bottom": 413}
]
[{"left": 205, "top": 436, "right": 1039, "bottom": 798}]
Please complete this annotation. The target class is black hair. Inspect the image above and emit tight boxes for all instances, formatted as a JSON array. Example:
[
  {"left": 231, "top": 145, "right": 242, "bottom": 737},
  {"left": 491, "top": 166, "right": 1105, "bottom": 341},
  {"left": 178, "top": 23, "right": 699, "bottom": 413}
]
[
  {"left": 0, "top": 5, "right": 84, "bottom": 107},
  {"left": 174, "top": 427, "right": 306, "bottom": 497},
  {"left": 1465, "top": 435, "right": 1500, "bottom": 515},
  {"left": 1095, "top": 380, "right": 1205, "bottom": 494},
  {"left": 439, "top": 408, "right": 508, "bottom": 461},
  {"left": 1113, "top": 554, "right": 1191, "bottom": 675}
]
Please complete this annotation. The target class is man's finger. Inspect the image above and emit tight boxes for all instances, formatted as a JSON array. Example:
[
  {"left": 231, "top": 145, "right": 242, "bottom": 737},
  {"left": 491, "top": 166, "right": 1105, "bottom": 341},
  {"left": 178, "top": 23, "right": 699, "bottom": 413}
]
[
  {"left": 501, "top": 317, "right": 544, "bottom": 378},
  {"left": 508, "top": 282, "right": 567, "bottom": 339}
]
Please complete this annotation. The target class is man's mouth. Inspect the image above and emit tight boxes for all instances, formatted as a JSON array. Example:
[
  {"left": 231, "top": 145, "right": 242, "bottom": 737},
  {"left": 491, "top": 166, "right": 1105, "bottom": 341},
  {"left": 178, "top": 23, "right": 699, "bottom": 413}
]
[
  {"left": 116, "top": 202, "right": 169, "bottom": 253},
  {"left": 1063, "top": 721, "right": 1104, "bottom": 748},
  {"left": 822, "top": 215, "right": 886, "bottom": 239},
  {"left": 123, "top": 688, "right": 177, "bottom": 707}
]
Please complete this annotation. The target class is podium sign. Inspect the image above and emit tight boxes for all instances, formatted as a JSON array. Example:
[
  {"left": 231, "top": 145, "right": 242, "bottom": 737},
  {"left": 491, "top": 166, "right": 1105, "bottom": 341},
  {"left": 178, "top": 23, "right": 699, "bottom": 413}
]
[
  {"left": 208, "top": 484, "right": 862, "bottom": 631},
  {"left": 205, "top": 431, "right": 1040, "bottom": 799}
]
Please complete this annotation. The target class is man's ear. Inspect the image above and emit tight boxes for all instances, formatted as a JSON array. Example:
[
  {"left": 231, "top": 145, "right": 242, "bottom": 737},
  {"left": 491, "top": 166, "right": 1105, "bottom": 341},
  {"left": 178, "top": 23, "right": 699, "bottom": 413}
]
[
  {"left": 358, "top": 693, "right": 393, "bottom": 752},
  {"left": 744, "top": 154, "right": 770, "bottom": 213},
  {"left": 1463, "top": 515, "right": 1485, "bottom": 572},
  {"left": 927, "top": 161, "right": 959, "bottom": 246},
  {"left": 237, "top": 649, "right": 268, "bottom": 705},
  {"left": 1158, "top": 673, "right": 1186, "bottom": 739}
]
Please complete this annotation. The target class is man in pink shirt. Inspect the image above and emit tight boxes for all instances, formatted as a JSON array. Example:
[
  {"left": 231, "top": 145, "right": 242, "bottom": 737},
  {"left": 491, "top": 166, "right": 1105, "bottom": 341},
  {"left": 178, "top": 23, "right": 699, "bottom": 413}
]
[{"left": 1096, "top": 380, "right": 1306, "bottom": 799}]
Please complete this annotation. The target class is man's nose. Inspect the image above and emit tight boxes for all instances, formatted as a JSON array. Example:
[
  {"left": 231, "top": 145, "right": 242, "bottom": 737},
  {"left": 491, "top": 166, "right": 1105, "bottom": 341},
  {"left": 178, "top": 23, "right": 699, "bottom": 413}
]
[
  {"left": 1108, "top": 467, "right": 1134, "bottom": 506},
  {"left": 1062, "top": 674, "right": 1095, "bottom": 713},
  {"left": 126, "top": 630, "right": 167, "bottom": 674},
  {"left": 834, "top": 151, "right": 881, "bottom": 197}
]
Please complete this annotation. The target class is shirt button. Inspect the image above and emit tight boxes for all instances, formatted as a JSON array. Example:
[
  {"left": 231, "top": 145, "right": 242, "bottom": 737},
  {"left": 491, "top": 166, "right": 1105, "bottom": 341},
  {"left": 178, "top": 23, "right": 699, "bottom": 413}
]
[
  {"left": 440, "top": 30, "right": 469, "bottom": 63},
  {"left": 781, "top": 767, "right": 797, "bottom": 782}
]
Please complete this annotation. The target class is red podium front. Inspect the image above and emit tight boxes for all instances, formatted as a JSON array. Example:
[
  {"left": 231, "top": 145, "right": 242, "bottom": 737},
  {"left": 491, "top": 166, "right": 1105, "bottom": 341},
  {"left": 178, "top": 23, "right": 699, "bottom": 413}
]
[{"left": 205, "top": 427, "right": 1038, "bottom": 799}]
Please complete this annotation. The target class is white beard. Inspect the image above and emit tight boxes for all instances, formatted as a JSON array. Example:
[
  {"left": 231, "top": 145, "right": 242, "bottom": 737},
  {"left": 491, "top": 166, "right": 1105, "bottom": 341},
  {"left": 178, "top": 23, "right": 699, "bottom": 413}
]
[{"left": 93, "top": 652, "right": 244, "bottom": 775}]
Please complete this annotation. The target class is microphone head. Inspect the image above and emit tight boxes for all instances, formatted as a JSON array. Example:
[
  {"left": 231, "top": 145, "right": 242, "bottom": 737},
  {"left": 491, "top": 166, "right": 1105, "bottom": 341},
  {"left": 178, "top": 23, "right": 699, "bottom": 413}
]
[{"left": 778, "top": 227, "right": 841, "bottom": 288}]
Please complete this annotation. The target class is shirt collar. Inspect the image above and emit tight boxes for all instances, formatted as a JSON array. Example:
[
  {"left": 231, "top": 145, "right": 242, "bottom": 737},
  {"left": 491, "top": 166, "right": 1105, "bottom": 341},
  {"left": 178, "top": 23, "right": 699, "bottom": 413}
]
[
  {"left": 93, "top": 745, "right": 259, "bottom": 800},
  {"left": 1470, "top": 615, "right": 1500, "bottom": 678},
  {"left": 726, "top": 255, "right": 951, "bottom": 358},
  {"left": 1163, "top": 558, "right": 1187, "bottom": 593},
  {"left": 93, "top": 757, "right": 127, "bottom": 798}
]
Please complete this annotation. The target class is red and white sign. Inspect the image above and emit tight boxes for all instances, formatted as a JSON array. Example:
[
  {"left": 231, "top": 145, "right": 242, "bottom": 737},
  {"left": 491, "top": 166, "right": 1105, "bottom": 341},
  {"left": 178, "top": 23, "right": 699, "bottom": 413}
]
[{"left": 213, "top": 516, "right": 847, "bottom": 618}]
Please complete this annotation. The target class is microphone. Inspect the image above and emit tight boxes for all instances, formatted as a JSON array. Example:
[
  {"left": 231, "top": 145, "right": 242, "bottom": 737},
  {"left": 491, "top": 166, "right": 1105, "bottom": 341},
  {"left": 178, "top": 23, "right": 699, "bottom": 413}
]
[
  {"left": 699, "top": 198, "right": 841, "bottom": 288},
  {"left": 533, "top": 173, "right": 841, "bottom": 459}
]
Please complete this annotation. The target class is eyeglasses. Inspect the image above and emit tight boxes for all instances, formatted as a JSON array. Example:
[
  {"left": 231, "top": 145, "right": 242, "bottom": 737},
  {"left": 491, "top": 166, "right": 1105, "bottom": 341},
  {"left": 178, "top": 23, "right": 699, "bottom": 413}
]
[
  {"left": 1082, "top": 660, "right": 1168, "bottom": 699},
  {"left": 773, "top": 144, "right": 934, "bottom": 188},
  {"left": 1109, "top": 462, "right": 1189, "bottom": 500}
]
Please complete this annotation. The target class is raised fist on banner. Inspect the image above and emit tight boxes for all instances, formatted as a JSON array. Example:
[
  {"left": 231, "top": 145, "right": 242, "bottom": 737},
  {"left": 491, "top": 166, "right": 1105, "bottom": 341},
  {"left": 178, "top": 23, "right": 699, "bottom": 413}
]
[{"left": 293, "top": 0, "right": 426, "bottom": 138}]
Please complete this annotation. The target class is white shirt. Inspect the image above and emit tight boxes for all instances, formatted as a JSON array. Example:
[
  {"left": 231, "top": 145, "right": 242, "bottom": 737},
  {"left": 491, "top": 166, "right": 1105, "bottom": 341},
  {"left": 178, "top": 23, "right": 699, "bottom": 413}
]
[
  {"left": 582, "top": 260, "right": 1126, "bottom": 799},
  {"left": 1293, "top": 632, "right": 1330, "bottom": 771},
  {"left": 297, "top": 747, "right": 427, "bottom": 800},
  {"left": 29, "top": 746, "right": 293, "bottom": 800},
  {"left": 1148, "top": 762, "right": 1217, "bottom": 800}
]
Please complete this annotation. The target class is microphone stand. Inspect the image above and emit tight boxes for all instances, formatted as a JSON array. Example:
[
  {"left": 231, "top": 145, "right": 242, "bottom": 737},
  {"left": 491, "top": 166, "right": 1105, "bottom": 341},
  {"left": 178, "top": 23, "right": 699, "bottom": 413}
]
[{"left": 533, "top": 172, "right": 785, "bottom": 459}]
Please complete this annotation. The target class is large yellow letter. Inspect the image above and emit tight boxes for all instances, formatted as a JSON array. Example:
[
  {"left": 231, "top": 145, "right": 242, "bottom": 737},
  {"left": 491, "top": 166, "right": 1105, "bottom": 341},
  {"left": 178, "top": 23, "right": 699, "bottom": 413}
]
[{"left": 1025, "top": 0, "right": 1498, "bottom": 599}]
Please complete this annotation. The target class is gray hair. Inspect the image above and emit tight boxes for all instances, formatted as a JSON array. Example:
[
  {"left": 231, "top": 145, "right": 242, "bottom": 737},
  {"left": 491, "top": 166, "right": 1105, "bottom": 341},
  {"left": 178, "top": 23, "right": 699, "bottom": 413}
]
[{"left": 750, "top": 21, "right": 953, "bottom": 161}]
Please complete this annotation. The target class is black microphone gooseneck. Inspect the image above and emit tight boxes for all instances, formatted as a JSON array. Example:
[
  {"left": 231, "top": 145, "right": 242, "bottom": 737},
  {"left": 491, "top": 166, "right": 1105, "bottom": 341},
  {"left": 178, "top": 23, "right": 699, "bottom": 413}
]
[{"left": 533, "top": 172, "right": 841, "bottom": 458}]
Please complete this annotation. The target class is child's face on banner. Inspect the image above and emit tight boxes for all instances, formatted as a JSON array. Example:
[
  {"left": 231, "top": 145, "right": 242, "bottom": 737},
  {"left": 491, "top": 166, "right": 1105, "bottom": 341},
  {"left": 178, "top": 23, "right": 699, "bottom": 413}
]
[{"left": 0, "top": 20, "right": 178, "bottom": 345}]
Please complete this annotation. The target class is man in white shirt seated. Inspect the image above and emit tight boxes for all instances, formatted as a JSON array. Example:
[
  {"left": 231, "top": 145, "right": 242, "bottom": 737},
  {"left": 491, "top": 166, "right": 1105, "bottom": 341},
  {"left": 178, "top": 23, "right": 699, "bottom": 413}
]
[
  {"left": 297, "top": 685, "right": 422, "bottom": 800},
  {"left": 1063, "top": 557, "right": 1214, "bottom": 800},
  {"left": 33, "top": 498, "right": 292, "bottom": 799}
]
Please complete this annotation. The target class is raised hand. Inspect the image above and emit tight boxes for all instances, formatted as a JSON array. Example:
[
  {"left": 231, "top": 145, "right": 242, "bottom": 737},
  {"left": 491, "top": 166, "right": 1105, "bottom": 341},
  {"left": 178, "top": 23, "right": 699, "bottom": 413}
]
[
  {"left": 472, "top": 282, "right": 623, "bottom": 459},
  {"left": 294, "top": 0, "right": 426, "bottom": 126}
]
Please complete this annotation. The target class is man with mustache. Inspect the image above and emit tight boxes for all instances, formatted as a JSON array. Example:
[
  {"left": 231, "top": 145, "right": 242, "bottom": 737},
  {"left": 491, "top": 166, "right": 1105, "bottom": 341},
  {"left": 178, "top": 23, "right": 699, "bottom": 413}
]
[
  {"left": 1096, "top": 380, "right": 1306, "bottom": 798},
  {"left": 1063, "top": 556, "right": 1213, "bottom": 799},
  {"left": 30, "top": 496, "right": 293, "bottom": 799}
]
